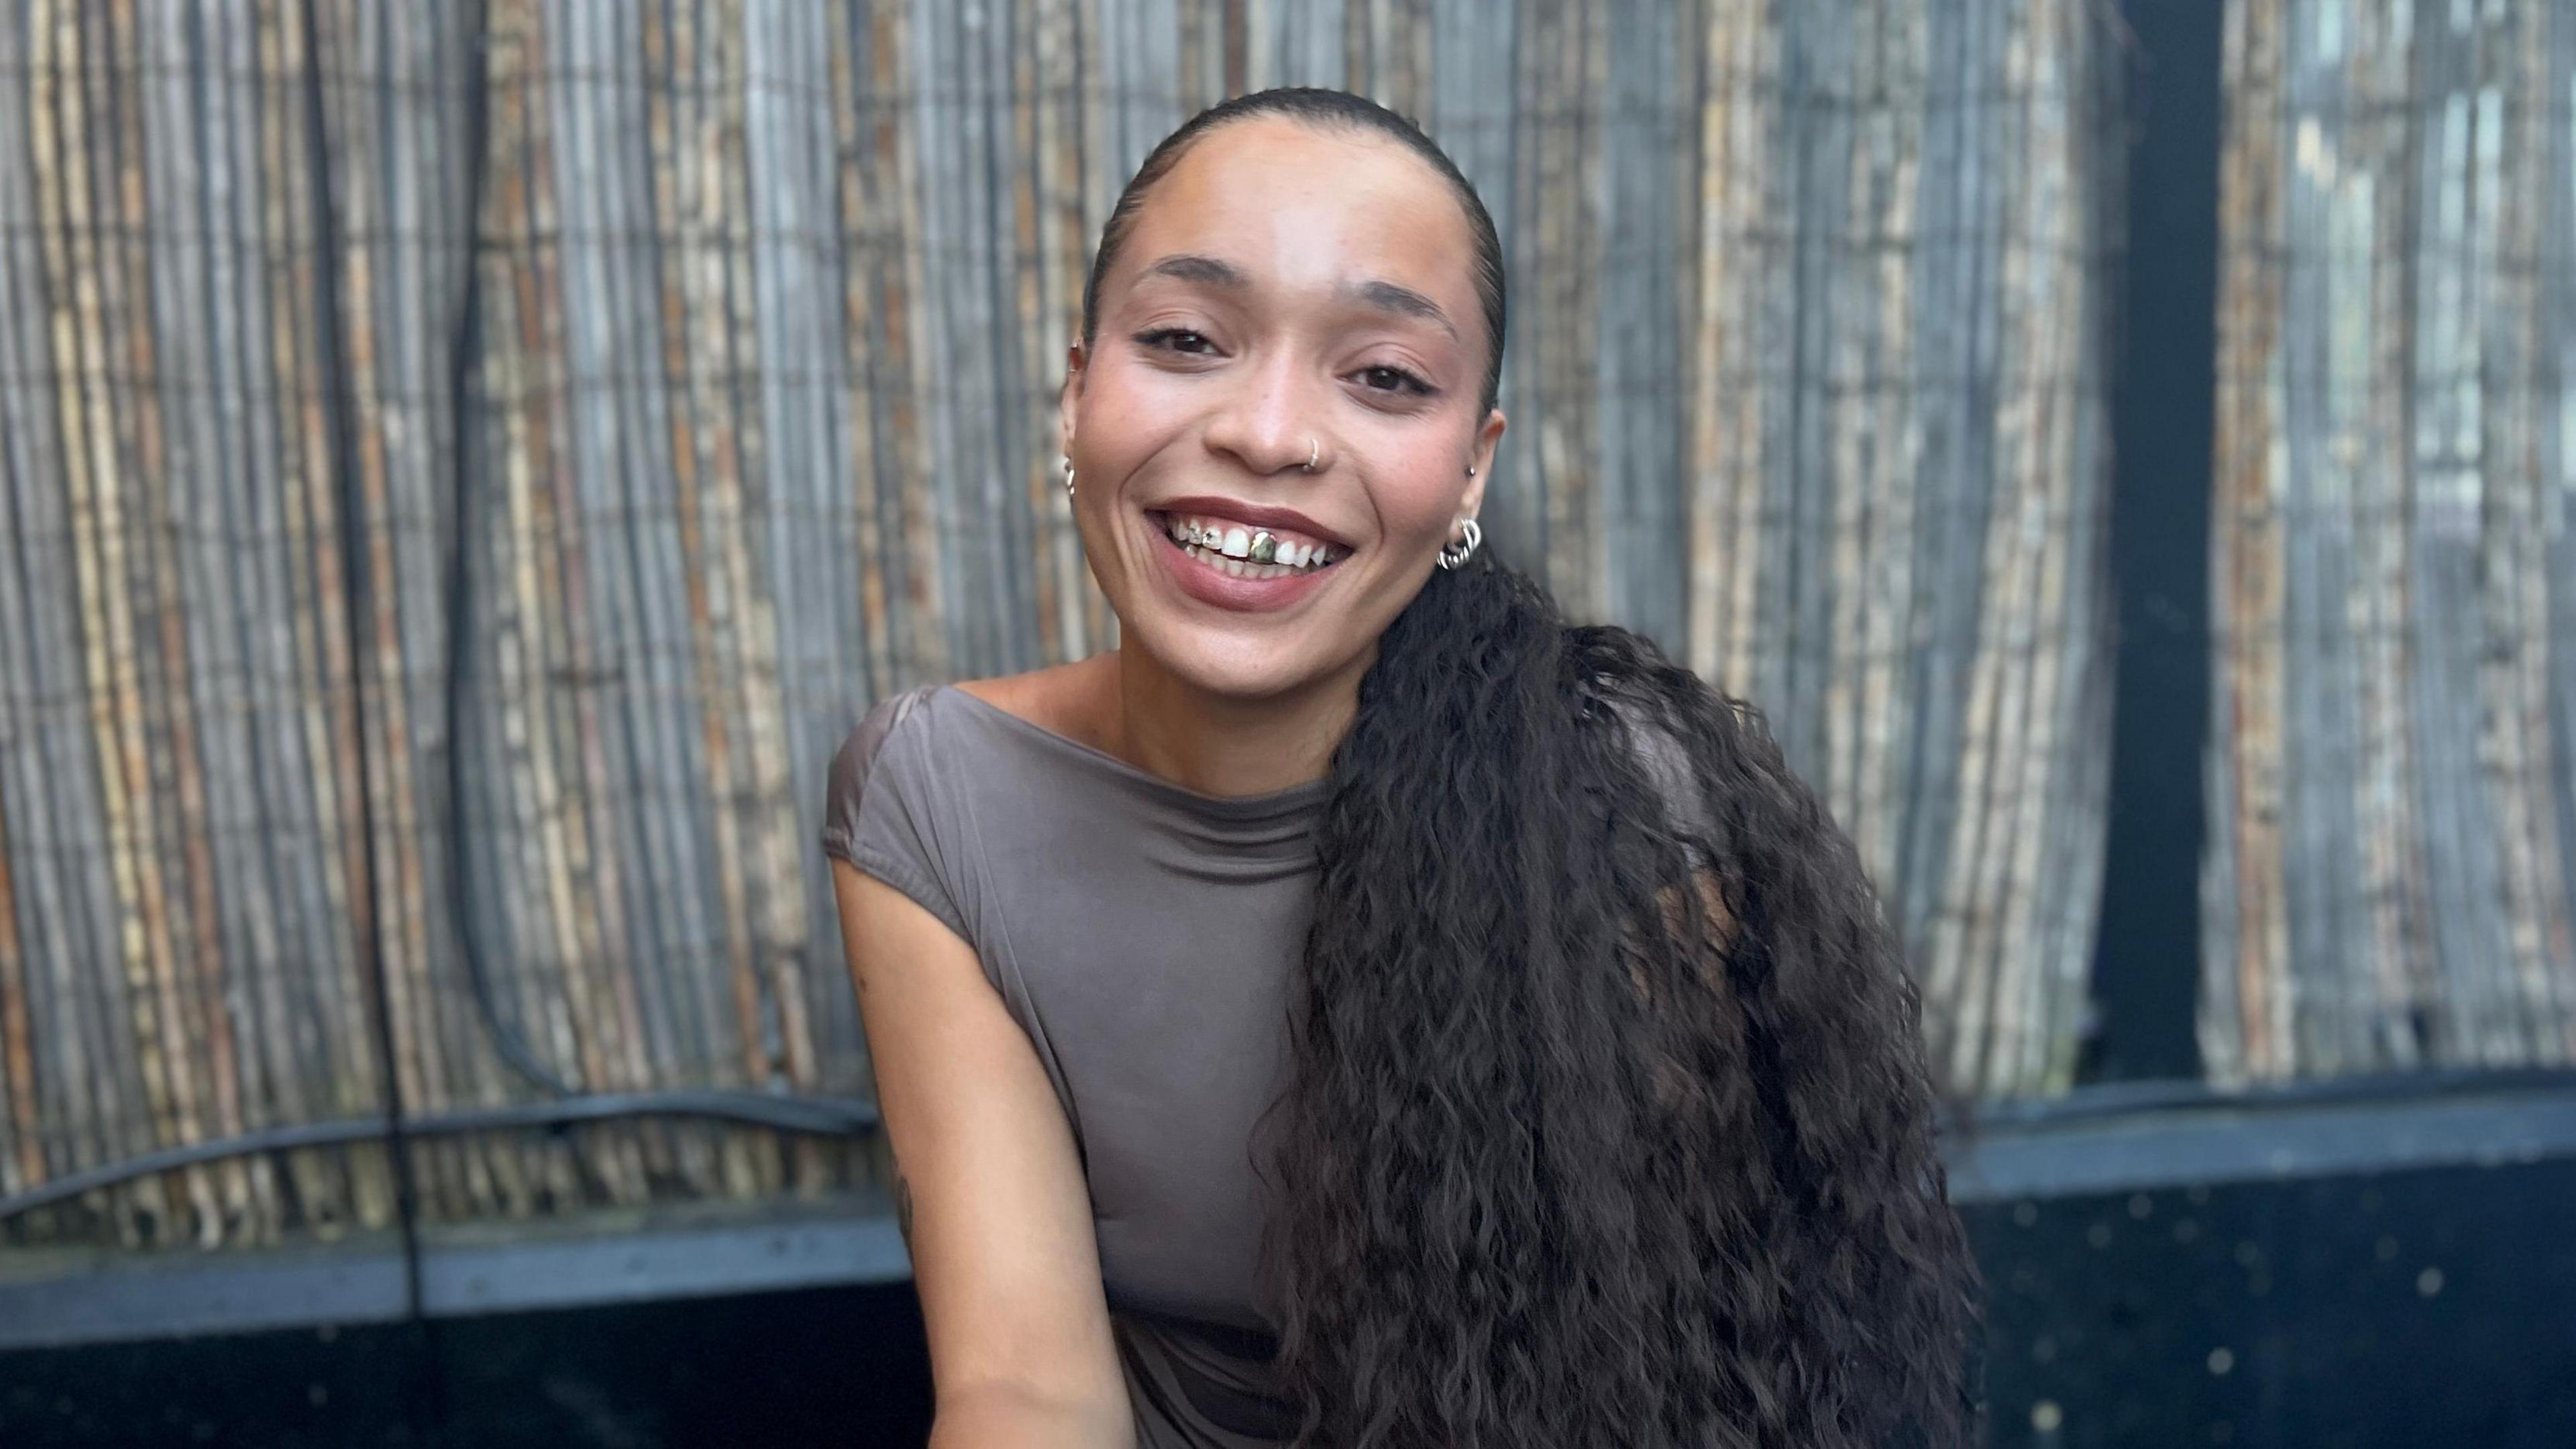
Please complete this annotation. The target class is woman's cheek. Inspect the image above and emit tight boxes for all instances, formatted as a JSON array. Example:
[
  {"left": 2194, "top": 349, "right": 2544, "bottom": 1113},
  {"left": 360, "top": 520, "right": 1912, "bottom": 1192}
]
[
  {"left": 1079, "top": 363, "right": 1186, "bottom": 452},
  {"left": 1368, "top": 455, "right": 1470, "bottom": 551}
]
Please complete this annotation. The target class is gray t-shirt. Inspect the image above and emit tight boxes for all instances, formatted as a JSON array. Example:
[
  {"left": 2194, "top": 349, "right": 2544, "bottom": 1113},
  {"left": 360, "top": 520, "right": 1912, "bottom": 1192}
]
[{"left": 822, "top": 682, "right": 1321, "bottom": 1447}]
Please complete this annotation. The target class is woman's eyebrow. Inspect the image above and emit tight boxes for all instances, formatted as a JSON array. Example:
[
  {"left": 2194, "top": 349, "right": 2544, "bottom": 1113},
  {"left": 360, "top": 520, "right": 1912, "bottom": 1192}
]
[
  {"left": 1342, "top": 278, "right": 1456, "bottom": 339},
  {"left": 1137, "top": 254, "right": 1456, "bottom": 339},
  {"left": 1140, "top": 253, "right": 1249, "bottom": 289}
]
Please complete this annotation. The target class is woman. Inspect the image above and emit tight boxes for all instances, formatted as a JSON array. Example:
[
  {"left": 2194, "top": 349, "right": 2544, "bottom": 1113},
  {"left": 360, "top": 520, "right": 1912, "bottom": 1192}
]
[{"left": 824, "top": 87, "right": 1980, "bottom": 1449}]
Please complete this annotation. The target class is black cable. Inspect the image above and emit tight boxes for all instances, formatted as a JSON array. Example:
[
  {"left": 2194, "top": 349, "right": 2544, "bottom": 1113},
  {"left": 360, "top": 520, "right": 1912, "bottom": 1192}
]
[
  {"left": 0, "top": 1093, "right": 881, "bottom": 1222},
  {"left": 441, "top": 0, "right": 582, "bottom": 1099},
  {"left": 297, "top": 23, "right": 454, "bottom": 1449},
  {"left": 431, "top": 7, "right": 849, "bottom": 1120}
]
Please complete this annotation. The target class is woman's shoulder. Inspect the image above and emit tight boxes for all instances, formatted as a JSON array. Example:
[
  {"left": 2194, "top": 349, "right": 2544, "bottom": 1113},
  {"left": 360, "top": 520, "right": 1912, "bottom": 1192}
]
[
  {"left": 818, "top": 678, "right": 1035, "bottom": 920},
  {"left": 821, "top": 684, "right": 949, "bottom": 867},
  {"left": 817, "top": 657, "right": 1126, "bottom": 927},
  {"left": 825, "top": 655, "right": 1118, "bottom": 821},
  {"left": 828, "top": 682, "right": 943, "bottom": 795}
]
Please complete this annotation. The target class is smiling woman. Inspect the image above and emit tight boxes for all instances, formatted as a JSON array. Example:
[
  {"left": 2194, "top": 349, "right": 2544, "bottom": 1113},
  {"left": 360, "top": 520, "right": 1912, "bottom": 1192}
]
[
  {"left": 1057, "top": 101, "right": 1504, "bottom": 729},
  {"left": 823, "top": 89, "right": 1979, "bottom": 1449}
]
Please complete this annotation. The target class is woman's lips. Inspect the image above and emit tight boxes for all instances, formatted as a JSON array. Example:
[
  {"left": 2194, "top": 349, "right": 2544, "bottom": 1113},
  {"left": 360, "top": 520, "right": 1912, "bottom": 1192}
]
[
  {"left": 1153, "top": 494, "right": 1350, "bottom": 552},
  {"left": 1152, "top": 523, "right": 1340, "bottom": 612}
]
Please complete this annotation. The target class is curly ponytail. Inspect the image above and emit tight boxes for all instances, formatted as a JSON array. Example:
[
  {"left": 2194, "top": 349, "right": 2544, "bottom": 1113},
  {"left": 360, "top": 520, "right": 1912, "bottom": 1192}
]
[{"left": 1261, "top": 555, "right": 1982, "bottom": 1448}]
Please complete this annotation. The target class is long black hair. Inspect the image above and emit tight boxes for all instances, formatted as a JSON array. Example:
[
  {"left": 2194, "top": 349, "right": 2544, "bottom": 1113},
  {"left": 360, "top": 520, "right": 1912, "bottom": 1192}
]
[{"left": 1085, "top": 88, "right": 1981, "bottom": 1449}]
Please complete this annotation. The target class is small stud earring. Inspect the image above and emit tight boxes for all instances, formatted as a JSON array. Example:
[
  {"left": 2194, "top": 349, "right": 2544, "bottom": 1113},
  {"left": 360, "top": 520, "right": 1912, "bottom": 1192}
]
[
  {"left": 1466, "top": 464, "right": 1478, "bottom": 477},
  {"left": 1061, "top": 454, "right": 1075, "bottom": 498}
]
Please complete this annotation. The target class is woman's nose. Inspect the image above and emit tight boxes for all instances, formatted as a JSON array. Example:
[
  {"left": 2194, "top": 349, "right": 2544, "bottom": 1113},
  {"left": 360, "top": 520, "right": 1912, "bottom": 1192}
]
[{"left": 1201, "top": 350, "right": 1326, "bottom": 477}]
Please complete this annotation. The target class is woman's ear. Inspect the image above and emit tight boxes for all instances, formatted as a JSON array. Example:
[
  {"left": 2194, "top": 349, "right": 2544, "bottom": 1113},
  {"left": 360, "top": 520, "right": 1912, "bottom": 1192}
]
[
  {"left": 1058, "top": 340, "right": 1089, "bottom": 455},
  {"left": 1461, "top": 407, "right": 1507, "bottom": 517}
]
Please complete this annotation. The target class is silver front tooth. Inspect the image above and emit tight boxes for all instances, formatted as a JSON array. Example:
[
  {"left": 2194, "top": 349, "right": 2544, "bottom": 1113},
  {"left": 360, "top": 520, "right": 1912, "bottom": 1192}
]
[{"left": 1250, "top": 531, "right": 1276, "bottom": 564}]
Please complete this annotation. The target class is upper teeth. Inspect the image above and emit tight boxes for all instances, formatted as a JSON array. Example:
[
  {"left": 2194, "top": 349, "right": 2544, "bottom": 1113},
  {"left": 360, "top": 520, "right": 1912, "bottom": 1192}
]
[{"left": 1163, "top": 515, "right": 1336, "bottom": 570}]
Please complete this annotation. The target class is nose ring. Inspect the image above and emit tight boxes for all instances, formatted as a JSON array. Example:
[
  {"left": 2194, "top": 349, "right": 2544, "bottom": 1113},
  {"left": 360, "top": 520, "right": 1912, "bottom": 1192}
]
[{"left": 1303, "top": 437, "right": 1319, "bottom": 473}]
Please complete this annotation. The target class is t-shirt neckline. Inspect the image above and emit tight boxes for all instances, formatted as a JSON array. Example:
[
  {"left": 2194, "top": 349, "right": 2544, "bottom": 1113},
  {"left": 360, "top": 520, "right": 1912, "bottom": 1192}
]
[{"left": 936, "top": 684, "right": 1333, "bottom": 820}]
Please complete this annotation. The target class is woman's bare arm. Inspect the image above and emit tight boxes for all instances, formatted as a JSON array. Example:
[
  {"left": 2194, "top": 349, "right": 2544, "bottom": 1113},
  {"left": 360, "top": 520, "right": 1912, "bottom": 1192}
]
[{"left": 830, "top": 863, "right": 1135, "bottom": 1448}]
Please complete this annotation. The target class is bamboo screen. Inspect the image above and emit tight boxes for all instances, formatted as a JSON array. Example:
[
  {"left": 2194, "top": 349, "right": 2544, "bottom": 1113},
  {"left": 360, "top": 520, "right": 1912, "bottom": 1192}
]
[
  {"left": 0, "top": 0, "right": 2121, "bottom": 1253},
  {"left": 2202, "top": 0, "right": 2576, "bottom": 1084}
]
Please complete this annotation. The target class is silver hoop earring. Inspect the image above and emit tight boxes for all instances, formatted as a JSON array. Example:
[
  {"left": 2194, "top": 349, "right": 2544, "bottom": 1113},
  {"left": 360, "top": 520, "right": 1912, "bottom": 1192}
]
[
  {"left": 1436, "top": 517, "right": 1483, "bottom": 570},
  {"left": 1303, "top": 437, "right": 1319, "bottom": 473},
  {"left": 1061, "top": 454, "right": 1075, "bottom": 498}
]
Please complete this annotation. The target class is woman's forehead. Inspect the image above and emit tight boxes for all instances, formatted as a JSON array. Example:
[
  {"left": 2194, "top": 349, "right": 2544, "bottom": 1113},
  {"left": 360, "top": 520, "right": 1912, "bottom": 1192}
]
[{"left": 1115, "top": 119, "right": 1477, "bottom": 314}]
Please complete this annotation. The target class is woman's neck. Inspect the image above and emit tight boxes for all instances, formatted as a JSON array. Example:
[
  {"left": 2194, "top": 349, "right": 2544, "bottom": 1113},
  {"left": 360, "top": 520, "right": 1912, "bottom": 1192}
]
[{"left": 1106, "top": 643, "right": 1366, "bottom": 798}]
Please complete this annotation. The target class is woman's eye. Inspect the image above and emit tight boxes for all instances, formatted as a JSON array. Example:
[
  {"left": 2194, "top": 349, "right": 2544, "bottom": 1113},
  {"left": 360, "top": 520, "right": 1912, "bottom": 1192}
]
[
  {"left": 1356, "top": 364, "right": 1432, "bottom": 396},
  {"left": 1138, "top": 328, "right": 1216, "bottom": 356}
]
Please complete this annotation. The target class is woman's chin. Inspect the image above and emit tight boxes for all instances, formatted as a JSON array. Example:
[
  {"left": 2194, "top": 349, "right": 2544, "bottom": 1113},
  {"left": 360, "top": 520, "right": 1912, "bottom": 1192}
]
[
  {"left": 1120, "top": 615, "right": 1337, "bottom": 701},
  {"left": 1173, "top": 645, "right": 1325, "bottom": 701}
]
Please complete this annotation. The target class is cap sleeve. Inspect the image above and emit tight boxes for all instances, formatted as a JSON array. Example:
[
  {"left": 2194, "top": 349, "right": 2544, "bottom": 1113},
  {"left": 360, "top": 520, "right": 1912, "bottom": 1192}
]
[
  {"left": 820, "top": 686, "right": 973, "bottom": 945},
  {"left": 1609, "top": 700, "right": 1723, "bottom": 863}
]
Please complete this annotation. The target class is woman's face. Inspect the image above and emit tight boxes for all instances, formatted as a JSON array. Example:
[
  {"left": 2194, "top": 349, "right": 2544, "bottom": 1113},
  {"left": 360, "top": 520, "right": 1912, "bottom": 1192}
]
[{"left": 1063, "top": 117, "right": 1505, "bottom": 701}]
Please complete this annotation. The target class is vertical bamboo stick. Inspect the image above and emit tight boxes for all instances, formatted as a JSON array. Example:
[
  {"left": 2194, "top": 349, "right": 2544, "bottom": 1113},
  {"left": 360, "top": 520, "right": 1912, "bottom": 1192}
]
[
  {"left": 2481, "top": 0, "right": 2573, "bottom": 1063},
  {"left": 635, "top": 0, "right": 725, "bottom": 1201},
  {"left": 200, "top": 0, "right": 300, "bottom": 1244},
  {"left": 529, "top": 0, "right": 647, "bottom": 1204},
  {"left": 630, "top": 0, "right": 698, "bottom": 1191},
  {"left": 263, "top": 0, "right": 377, "bottom": 1233},
  {"left": 0, "top": 0, "right": 116, "bottom": 1220},
  {"left": 564, "top": 0, "right": 655, "bottom": 1205},
  {"left": 826, "top": 1, "right": 896, "bottom": 698},
  {"left": 138, "top": 0, "right": 266, "bottom": 1242},
  {"left": 0, "top": 793, "right": 41, "bottom": 1196},
  {"left": 725, "top": 0, "right": 818, "bottom": 1187},
  {"left": 50, "top": 0, "right": 201, "bottom": 1242},
  {"left": 2348, "top": 0, "right": 2431, "bottom": 1071},
  {"left": 1856, "top": 0, "right": 1925, "bottom": 896},
  {"left": 2206, "top": 0, "right": 2279, "bottom": 1083}
]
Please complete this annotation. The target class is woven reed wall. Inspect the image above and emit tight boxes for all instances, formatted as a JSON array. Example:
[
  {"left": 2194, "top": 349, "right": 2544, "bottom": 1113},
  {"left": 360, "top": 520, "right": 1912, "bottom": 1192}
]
[
  {"left": 0, "top": 0, "right": 2122, "bottom": 1252},
  {"left": 2202, "top": 0, "right": 2576, "bottom": 1084}
]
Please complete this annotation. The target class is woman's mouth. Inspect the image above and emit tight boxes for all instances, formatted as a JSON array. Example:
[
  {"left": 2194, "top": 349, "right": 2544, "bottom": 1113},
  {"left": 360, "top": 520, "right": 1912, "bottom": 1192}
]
[
  {"left": 1147, "top": 510, "right": 1346, "bottom": 612},
  {"left": 1156, "top": 512, "right": 1344, "bottom": 579}
]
